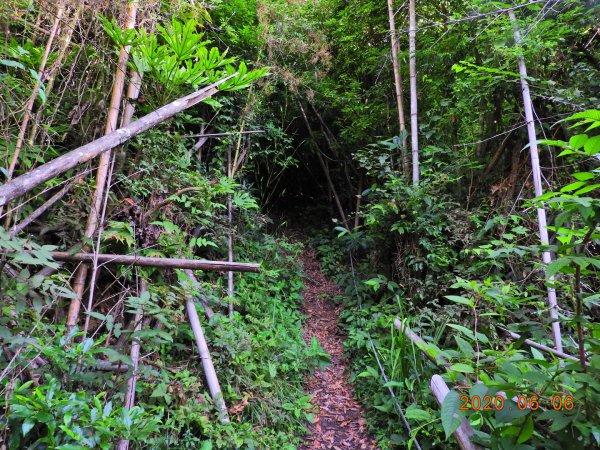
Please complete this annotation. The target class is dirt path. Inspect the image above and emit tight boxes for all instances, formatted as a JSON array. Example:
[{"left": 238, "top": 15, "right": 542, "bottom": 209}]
[{"left": 300, "top": 248, "right": 378, "bottom": 450}]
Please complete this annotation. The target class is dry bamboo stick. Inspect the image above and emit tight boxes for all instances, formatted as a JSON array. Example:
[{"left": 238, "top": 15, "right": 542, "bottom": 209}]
[
  {"left": 8, "top": 176, "right": 79, "bottom": 237},
  {"left": 185, "top": 293, "right": 230, "bottom": 423},
  {"left": 497, "top": 326, "right": 584, "bottom": 364},
  {"left": 430, "top": 375, "right": 481, "bottom": 450},
  {"left": 0, "top": 75, "right": 235, "bottom": 207},
  {"left": 116, "top": 279, "right": 146, "bottom": 450},
  {"left": 48, "top": 252, "right": 260, "bottom": 272},
  {"left": 394, "top": 318, "right": 449, "bottom": 367}
]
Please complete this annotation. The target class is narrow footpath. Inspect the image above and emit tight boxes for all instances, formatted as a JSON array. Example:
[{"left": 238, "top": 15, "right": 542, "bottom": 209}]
[{"left": 300, "top": 248, "right": 378, "bottom": 450}]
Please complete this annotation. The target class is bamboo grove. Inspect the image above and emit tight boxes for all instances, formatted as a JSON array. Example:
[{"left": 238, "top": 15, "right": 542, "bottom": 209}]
[{"left": 1, "top": 0, "right": 599, "bottom": 449}]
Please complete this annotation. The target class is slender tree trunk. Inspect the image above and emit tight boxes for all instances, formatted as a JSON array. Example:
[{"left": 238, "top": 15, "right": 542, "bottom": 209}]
[
  {"left": 408, "top": 0, "right": 419, "bottom": 185},
  {"left": 67, "top": 1, "right": 138, "bottom": 328},
  {"left": 386, "top": 0, "right": 409, "bottom": 177},
  {"left": 1, "top": 2, "right": 65, "bottom": 220},
  {"left": 509, "top": 10, "right": 563, "bottom": 352}
]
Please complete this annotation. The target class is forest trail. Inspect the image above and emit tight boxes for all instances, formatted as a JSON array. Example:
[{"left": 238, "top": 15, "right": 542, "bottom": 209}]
[{"left": 299, "top": 248, "right": 379, "bottom": 450}]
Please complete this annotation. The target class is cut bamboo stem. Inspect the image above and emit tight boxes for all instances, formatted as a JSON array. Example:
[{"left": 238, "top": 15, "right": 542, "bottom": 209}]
[
  {"left": 509, "top": 10, "right": 563, "bottom": 353},
  {"left": 0, "top": 75, "right": 235, "bottom": 207},
  {"left": 394, "top": 319, "right": 449, "bottom": 367},
  {"left": 430, "top": 375, "right": 481, "bottom": 450},
  {"left": 47, "top": 252, "right": 260, "bottom": 272},
  {"left": 116, "top": 279, "right": 146, "bottom": 450},
  {"left": 185, "top": 292, "right": 230, "bottom": 423}
]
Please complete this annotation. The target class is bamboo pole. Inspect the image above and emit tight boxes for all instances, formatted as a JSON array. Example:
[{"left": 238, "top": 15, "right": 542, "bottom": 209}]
[
  {"left": 185, "top": 293, "right": 230, "bottom": 423},
  {"left": 1, "top": 2, "right": 66, "bottom": 219},
  {"left": 386, "top": 0, "right": 409, "bottom": 177},
  {"left": 46, "top": 252, "right": 260, "bottom": 272},
  {"left": 116, "top": 279, "right": 146, "bottom": 450},
  {"left": 8, "top": 176, "right": 79, "bottom": 237},
  {"left": 227, "top": 145, "right": 235, "bottom": 317},
  {"left": 508, "top": 10, "right": 563, "bottom": 353},
  {"left": 67, "top": 1, "right": 139, "bottom": 329},
  {"left": 430, "top": 375, "right": 481, "bottom": 450},
  {"left": 0, "top": 75, "right": 235, "bottom": 208},
  {"left": 497, "top": 326, "right": 582, "bottom": 364},
  {"left": 408, "top": 0, "right": 419, "bottom": 185}
]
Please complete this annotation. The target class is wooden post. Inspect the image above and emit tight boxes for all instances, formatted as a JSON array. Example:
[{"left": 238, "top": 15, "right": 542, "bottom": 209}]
[
  {"left": 508, "top": 10, "right": 563, "bottom": 353},
  {"left": 430, "top": 375, "right": 481, "bottom": 450}
]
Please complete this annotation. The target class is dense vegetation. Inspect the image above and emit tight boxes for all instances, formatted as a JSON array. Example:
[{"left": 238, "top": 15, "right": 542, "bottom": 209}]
[{"left": 1, "top": 0, "right": 599, "bottom": 449}]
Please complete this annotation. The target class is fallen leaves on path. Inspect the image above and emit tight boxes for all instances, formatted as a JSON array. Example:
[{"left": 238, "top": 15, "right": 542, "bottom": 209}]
[{"left": 300, "top": 248, "right": 379, "bottom": 450}]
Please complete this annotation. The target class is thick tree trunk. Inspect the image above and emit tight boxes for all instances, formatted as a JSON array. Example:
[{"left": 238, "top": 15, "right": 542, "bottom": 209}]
[
  {"left": 386, "top": 0, "right": 409, "bottom": 177},
  {"left": 509, "top": 10, "right": 563, "bottom": 353},
  {"left": 408, "top": 0, "right": 419, "bottom": 185}
]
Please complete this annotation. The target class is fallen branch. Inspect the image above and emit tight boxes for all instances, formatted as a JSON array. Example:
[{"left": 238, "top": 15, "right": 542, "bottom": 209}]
[{"left": 0, "top": 75, "right": 236, "bottom": 207}]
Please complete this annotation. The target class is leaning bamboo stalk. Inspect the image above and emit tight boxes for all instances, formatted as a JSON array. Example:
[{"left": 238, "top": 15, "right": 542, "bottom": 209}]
[
  {"left": 508, "top": 10, "right": 563, "bottom": 353},
  {"left": 183, "top": 270, "right": 220, "bottom": 323},
  {"left": 408, "top": 0, "right": 419, "bottom": 185},
  {"left": 430, "top": 375, "right": 481, "bottom": 450},
  {"left": 47, "top": 252, "right": 260, "bottom": 272},
  {"left": 185, "top": 292, "right": 230, "bottom": 423},
  {"left": 0, "top": 75, "right": 235, "bottom": 207},
  {"left": 68, "top": 1, "right": 139, "bottom": 328},
  {"left": 497, "top": 326, "right": 583, "bottom": 364},
  {"left": 116, "top": 279, "right": 146, "bottom": 450},
  {"left": 394, "top": 319, "right": 449, "bottom": 367},
  {"left": 8, "top": 175, "right": 79, "bottom": 237},
  {"left": 386, "top": 0, "right": 409, "bottom": 177},
  {"left": 1, "top": 2, "right": 66, "bottom": 219}
]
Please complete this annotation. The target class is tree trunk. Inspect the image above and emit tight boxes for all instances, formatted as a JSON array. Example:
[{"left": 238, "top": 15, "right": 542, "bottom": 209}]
[
  {"left": 509, "top": 10, "right": 563, "bottom": 353},
  {"left": 408, "top": 0, "right": 419, "bottom": 185},
  {"left": 386, "top": 0, "right": 409, "bottom": 177}
]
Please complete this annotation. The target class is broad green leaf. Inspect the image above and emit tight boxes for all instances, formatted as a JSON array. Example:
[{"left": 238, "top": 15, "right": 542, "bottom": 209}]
[
  {"left": 517, "top": 416, "right": 534, "bottom": 444},
  {"left": 449, "top": 363, "right": 475, "bottom": 374},
  {"left": 445, "top": 295, "right": 474, "bottom": 307},
  {"left": 569, "top": 134, "right": 587, "bottom": 150},
  {"left": 572, "top": 172, "right": 594, "bottom": 181},
  {"left": 441, "top": 390, "right": 462, "bottom": 439},
  {"left": 405, "top": 404, "right": 432, "bottom": 421},
  {"left": 584, "top": 135, "right": 600, "bottom": 155}
]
